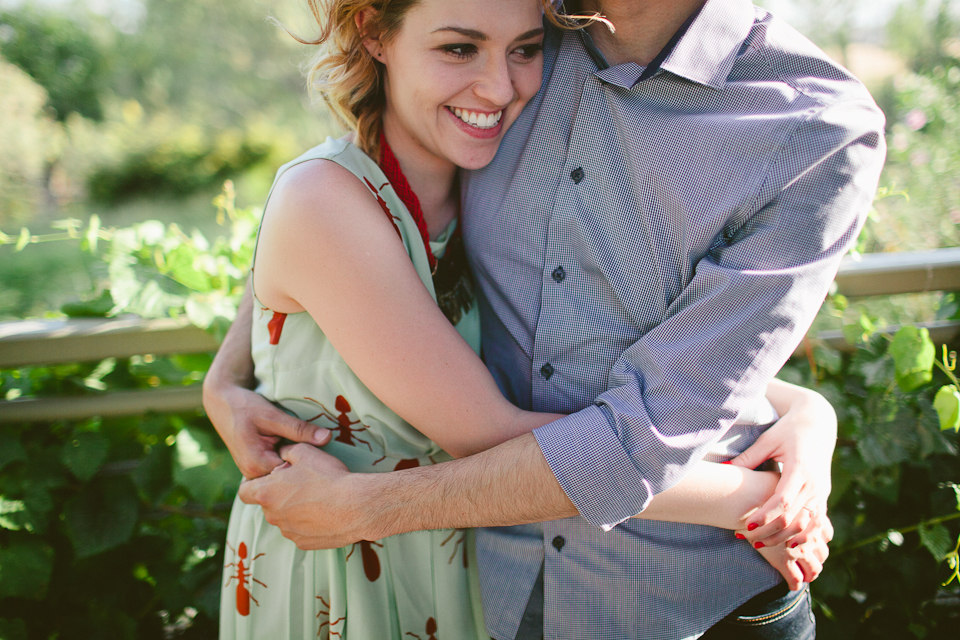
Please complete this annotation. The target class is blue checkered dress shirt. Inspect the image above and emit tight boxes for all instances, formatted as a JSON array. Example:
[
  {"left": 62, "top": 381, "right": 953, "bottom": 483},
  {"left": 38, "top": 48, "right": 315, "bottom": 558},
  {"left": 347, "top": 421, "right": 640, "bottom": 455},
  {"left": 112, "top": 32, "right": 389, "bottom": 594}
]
[{"left": 460, "top": 1, "right": 886, "bottom": 638}]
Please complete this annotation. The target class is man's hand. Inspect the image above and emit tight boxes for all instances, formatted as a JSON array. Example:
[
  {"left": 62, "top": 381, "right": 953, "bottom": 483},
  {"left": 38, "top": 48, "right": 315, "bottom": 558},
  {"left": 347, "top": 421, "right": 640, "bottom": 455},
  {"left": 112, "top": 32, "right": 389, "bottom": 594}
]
[
  {"left": 733, "top": 383, "right": 836, "bottom": 548},
  {"left": 238, "top": 443, "right": 367, "bottom": 549},
  {"left": 203, "top": 280, "right": 330, "bottom": 479}
]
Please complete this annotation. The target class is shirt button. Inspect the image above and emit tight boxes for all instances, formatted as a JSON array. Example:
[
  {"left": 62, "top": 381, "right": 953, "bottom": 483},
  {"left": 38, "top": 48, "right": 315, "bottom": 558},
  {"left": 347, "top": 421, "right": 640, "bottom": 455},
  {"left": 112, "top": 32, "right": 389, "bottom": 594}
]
[
  {"left": 551, "top": 266, "right": 566, "bottom": 283},
  {"left": 540, "top": 363, "right": 554, "bottom": 380},
  {"left": 552, "top": 536, "right": 565, "bottom": 551},
  {"left": 570, "top": 167, "right": 584, "bottom": 184}
]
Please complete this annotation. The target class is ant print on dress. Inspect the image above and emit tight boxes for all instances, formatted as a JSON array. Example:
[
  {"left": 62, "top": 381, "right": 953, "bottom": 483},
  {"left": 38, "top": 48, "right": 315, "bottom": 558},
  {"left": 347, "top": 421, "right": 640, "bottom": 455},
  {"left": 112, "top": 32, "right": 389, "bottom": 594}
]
[
  {"left": 346, "top": 539, "right": 383, "bottom": 582},
  {"left": 304, "top": 395, "right": 373, "bottom": 450},
  {"left": 316, "top": 595, "right": 345, "bottom": 639},
  {"left": 406, "top": 617, "right": 438, "bottom": 640},
  {"left": 364, "top": 177, "right": 403, "bottom": 240},
  {"left": 440, "top": 530, "right": 468, "bottom": 568},
  {"left": 267, "top": 310, "right": 287, "bottom": 345},
  {"left": 372, "top": 456, "right": 427, "bottom": 471},
  {"left": 224, "top": 542, "right": 267, "bottom": 616}
]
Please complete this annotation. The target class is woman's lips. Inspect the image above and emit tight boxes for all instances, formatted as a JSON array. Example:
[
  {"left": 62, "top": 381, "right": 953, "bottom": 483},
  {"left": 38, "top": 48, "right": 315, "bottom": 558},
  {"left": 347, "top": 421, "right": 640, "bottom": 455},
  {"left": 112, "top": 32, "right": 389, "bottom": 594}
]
[{"left": 445, "top": 106, "right": 504, "bottom": 139}]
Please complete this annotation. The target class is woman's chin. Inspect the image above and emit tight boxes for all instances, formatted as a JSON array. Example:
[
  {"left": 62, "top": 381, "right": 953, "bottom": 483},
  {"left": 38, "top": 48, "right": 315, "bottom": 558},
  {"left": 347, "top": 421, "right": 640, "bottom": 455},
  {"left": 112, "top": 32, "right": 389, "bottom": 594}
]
[{"left": 448, "top": 144, "right": 502, "bottom": 171}]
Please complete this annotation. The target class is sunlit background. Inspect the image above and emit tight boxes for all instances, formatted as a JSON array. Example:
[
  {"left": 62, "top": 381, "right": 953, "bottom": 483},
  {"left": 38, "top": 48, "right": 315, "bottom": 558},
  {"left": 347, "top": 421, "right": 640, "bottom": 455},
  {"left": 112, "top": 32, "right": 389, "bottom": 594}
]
[
  {"left": 0, "top": 2, "right": 959, "bottom": 639},
  {"left": 1, "top": 0, "right": 958, "bottom": 323}
]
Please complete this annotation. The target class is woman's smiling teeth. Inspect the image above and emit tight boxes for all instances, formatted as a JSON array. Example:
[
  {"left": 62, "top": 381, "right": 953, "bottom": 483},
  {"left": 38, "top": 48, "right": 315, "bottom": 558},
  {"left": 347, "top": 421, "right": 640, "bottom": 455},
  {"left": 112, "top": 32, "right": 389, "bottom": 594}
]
[{"left": 451, "top": 107, "right": 503, "bottom": 129}]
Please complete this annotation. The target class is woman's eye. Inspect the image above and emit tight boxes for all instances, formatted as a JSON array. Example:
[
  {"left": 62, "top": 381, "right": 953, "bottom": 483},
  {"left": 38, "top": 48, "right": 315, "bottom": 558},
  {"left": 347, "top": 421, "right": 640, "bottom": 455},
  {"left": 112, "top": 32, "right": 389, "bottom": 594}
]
[
  {"left": 441, "top": 44, "right": 477, "bottom": 59},
  {"left": 513, "top": 43, "right": 544, "bottom": 61}
]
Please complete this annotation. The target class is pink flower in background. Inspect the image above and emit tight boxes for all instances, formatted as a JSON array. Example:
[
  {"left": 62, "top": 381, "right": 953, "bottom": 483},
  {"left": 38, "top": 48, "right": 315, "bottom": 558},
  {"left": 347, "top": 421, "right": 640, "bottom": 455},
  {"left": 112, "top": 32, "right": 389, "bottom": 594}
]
[{"left": 905, "top": 108, "right": 928, "bottom": 131}]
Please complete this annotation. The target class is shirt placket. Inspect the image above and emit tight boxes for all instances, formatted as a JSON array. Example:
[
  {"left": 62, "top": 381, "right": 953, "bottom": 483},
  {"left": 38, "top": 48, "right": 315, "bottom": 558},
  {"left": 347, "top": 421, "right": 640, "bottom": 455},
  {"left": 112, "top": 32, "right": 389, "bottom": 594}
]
[
  {"left": 528, "top": 87, "right": 596, "bottom": 415},
  {"left": 533, "top": 75, "right": 608, "bottom": 638}
]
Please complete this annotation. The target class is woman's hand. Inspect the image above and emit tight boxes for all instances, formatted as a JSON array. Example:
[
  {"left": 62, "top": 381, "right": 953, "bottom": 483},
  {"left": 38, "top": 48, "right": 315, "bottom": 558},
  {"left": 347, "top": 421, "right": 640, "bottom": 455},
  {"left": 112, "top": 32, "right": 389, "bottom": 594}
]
[
  {"left": 203, "top": 283, "right": 331, "bottom": 479},
  {"left": 204, "top": 380, "right": 330, "bottom": 479},
  {"left": 733, "top": 380, "right": 836, "bottom": 548},
  {"left": 748, "top": 510, "right": 833, "bottom": 590}
]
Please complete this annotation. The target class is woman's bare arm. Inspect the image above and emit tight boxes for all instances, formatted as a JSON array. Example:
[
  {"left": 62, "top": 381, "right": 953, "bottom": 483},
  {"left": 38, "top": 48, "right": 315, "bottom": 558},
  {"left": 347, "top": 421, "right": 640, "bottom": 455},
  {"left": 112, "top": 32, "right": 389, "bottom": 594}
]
[{"left": 254, "top": 159, "right": 557, "bottom": 458}]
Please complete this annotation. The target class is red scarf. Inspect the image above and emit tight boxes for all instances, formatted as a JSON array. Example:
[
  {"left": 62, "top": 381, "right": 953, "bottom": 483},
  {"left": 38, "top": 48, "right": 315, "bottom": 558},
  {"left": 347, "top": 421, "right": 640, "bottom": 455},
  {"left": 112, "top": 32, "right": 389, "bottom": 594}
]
[{"left": 377, "top": 132, "right": 438, "bottom": 273}]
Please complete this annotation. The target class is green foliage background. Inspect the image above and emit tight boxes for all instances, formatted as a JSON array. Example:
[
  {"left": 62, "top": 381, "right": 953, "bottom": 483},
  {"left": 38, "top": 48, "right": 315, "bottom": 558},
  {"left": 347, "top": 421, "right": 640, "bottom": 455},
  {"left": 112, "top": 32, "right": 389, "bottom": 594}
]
[{"left": 0, "top": 0, "right": 959, "bottom": 638}]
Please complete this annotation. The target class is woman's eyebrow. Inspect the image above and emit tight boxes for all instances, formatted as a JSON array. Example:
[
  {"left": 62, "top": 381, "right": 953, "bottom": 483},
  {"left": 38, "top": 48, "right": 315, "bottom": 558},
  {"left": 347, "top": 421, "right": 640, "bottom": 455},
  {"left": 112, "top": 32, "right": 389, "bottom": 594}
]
[
  {"left": 431, "top": 27, "right": 544, "bottom": 42},
  {"left": 513, "top": 27, "right": 545, "bottom": 42},
  {"left": 433, "top": 26, "right": 487, "bottom": 40}
]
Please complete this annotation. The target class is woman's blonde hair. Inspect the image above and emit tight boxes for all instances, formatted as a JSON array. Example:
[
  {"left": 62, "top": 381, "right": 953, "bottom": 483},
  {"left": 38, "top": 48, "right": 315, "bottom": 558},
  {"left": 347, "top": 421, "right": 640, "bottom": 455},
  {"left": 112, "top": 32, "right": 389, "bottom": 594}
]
[{"left": 283, "top": 1, "right": 605, "bottom": 159}]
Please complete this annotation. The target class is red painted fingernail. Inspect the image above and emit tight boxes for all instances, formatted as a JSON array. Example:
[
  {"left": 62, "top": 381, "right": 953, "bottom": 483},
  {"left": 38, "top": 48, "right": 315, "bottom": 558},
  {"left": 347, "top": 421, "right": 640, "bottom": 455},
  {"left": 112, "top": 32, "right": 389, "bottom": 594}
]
[
  {"left": 791, "top": 543, "right": 799, "bottom": 548},
  {"left": 754, "top": 542, "right": 765, "bottom": 549},
  {"left": 747, "top": 523, "right": 759, "bottom": 531},
  {"left": 735, "top": 533, "right": 746, "bottom": 540},
  {"left": 720, "top": 460, "right": 733, "bottom": 464}
]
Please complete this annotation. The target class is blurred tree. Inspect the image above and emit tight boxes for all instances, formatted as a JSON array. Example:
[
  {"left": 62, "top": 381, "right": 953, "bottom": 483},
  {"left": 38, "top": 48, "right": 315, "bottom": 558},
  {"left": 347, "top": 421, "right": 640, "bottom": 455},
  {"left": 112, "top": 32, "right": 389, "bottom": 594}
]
[
  {"left": 111, "top": 0, "right": 310, "bottom": 125},
  {"left": 775, "top": 0, "right": 863, "bottom": 68},
  {"left": 0, "top": 5, "right": 110, "bottom": 122},
  {"left": 0, "top": 56, "right": 58, "bottom": 224},
  {"left": 888, "top": 0, "right": 960, "bottom": 72}
]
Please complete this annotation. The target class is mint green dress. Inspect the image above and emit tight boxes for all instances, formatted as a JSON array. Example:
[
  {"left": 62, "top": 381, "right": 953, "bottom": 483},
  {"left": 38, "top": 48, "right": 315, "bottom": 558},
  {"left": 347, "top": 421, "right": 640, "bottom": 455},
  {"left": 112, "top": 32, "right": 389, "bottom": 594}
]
[{"left": 220, "top": 138, "right": 487, "bottom": 640}]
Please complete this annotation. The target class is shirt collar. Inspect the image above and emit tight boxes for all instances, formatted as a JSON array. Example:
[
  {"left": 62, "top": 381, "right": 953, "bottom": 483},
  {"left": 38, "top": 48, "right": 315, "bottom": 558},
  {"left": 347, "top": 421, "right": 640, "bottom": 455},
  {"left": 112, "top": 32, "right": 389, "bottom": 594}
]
[{"left": 580, "top": 0, "right": 755, "bottom": 90}]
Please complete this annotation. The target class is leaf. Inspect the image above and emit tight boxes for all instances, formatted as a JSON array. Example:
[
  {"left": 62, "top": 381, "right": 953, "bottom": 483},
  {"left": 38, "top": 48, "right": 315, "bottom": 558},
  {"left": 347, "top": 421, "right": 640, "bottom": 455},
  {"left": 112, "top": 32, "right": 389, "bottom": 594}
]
[
  {"left": 63, "top": 476, "right": 139, "bottom": 559},
  {"left": 0, "top": 618, "right": 27, "bottom": 640},
  {"left": 14, "top": 228, "right": 30, "bottom": 252},
  {"left": 164, "top": 245, "right": 212, "bottom": 291},
  {"left": 0, "top": 453, "right": 61, "bottom": 535},
  {"left": 131, "top": 444, "right": 172, "bottom": 503},
  {"left": 184, "top": 297, "right": 216, "bottom": 329},
  {"left": 0, "top": 498, "right": 26, "bottom": 531},
  {"left": 60, "top": 431, "right": 109, "bottom": 482},
  {"left": 857, "top": 408, "right": 920, "bottom": 468},
  {"left": 61, "top": 290, "right": 114, "bottom": 318},
  {"left": 175, "top": 428, "right": 209, "bottom": 469},
  {"left": 0, "top": 487, "right": 53, "bottom": 535},
  {"left": 919, "top": 521, "right": 952, "bottom": 561},
  {"left": 83, "top": 357, "right": 117, "bottom": 391},
  {"left": 0, "top": 432, "right": 27, "bottom": 472},
  {"left": 889, "top": 326, "right": 935, "bottom": 392},
  {"left": 173, "top": 428, "right": 240, "bottom": 508},
  {"left": 814, "top": 346, "right": 843, "bottom": 375},
  {"left": 860, "top": 356, "right": 895, "bottom": 389},
  {"left": 85, "top": 214, "right": 101, "bottom": 253},
  {"left": 0, "top": 540, "right": 54, "bottom": 600},
  {"left": 933, "top": 385, "right": 960, "bottom": 433}
]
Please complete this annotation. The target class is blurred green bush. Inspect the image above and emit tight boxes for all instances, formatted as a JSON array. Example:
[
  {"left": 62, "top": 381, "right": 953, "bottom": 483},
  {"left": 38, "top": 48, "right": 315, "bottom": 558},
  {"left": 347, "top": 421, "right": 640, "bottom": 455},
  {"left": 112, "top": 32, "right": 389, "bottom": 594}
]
[
  {"left": 779, "top": 319, "right": 960, "bottom": 639},
  {"left": 0, "top": 185, "right": 258, "bottom": 638},
  {"left": 87, "top": 129, "right": 272, "bottom": 204},
  {"left": 0, "top": 375, "right": 237, "bottom": 639}
]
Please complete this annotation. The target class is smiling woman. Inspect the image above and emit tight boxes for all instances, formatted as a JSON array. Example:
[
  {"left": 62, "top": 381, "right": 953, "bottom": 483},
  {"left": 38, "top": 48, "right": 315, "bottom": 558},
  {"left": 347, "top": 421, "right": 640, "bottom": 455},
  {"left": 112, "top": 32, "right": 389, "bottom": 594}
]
[
  {"left": 287, "top": 0, "right": 577, "bottom": 162},
  {"left": 217, "top": 1, "right": 552, "bottom": 639}
]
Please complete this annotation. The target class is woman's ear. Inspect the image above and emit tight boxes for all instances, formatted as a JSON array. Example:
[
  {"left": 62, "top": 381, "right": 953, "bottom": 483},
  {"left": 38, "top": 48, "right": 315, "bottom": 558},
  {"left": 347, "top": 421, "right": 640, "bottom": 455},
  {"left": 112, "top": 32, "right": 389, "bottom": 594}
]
[{"left": 355, "top": 8, "right": 384, "bottom": 61}]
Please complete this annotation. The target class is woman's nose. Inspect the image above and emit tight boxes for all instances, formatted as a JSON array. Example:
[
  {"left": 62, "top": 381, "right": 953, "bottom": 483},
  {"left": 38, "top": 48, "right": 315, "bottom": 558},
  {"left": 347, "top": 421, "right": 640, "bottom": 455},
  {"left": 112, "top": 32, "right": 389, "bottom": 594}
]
[{"left": 474, "top": 54, "right": 515, "bottom": 106}]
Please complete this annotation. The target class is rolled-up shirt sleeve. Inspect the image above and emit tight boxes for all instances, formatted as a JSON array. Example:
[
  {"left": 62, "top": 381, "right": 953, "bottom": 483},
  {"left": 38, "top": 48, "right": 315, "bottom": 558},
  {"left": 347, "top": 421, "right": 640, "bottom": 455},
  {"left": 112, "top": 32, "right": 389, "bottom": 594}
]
[{"left": 533, "top": 99, "right": 887, "bottom": 530}]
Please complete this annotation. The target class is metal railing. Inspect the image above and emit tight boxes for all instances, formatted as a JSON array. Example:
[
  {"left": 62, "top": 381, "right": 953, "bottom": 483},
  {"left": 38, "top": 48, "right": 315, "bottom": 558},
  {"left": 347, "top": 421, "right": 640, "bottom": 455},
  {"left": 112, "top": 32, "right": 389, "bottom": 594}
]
[{"left": 1, "top": 248, "right": 958, "bottom": 424}]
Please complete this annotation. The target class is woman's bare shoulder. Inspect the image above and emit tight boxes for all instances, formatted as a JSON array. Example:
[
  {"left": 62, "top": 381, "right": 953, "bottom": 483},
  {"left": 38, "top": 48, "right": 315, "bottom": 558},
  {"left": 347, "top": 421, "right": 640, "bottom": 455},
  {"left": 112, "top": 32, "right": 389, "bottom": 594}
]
[
  {"left": 253, "top": 156, "right": 406, "bottom": 312},
  {"left": 265, "top": 158, "right": 384, "bottom": 234}
]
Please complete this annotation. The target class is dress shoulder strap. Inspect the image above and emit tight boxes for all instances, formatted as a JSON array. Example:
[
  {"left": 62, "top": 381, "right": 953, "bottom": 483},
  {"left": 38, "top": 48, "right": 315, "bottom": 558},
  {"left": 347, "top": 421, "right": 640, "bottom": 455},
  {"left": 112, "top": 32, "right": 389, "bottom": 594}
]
[{"left": 251, "top": 138, "right": 438, "bottom": 300}]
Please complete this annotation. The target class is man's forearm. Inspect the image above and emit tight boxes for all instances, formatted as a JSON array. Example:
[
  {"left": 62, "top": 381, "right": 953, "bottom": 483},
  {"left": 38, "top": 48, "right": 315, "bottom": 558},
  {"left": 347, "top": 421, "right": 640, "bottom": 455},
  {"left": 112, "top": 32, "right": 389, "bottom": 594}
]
[
  {"left": 348, "top": 432, "right": 776, "bottom": 539},
  {"left": 356, "top": 433, "right": 577, "bottom": 539},
  {"left": 204, "top": 279, "right": 256, "bottom": 393}
]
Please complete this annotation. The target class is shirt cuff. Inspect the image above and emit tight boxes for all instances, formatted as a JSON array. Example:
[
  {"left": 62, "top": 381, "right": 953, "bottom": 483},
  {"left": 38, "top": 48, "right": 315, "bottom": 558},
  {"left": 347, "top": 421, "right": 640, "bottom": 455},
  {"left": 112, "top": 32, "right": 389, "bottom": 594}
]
[{"left": 533, "top": 404, "right": 652, "bottom": 531}]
